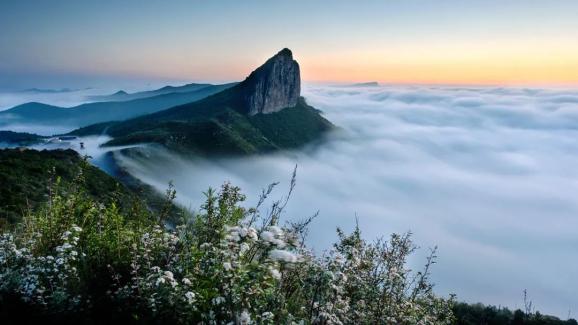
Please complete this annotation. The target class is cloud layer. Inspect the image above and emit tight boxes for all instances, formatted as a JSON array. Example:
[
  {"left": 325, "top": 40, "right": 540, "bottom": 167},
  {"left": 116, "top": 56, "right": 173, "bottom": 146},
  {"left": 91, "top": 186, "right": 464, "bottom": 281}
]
[
  {"left": 112, "top": 84, "right": 578, "bottom": 317},
  {"left": 1, "top": 84, "right": 571, "bottom": 317}
]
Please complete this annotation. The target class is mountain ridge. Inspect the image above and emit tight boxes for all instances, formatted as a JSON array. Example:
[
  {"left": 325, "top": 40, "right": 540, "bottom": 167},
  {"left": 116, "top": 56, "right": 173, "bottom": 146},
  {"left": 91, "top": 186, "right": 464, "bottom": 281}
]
[
  {"left": 86, "top": 48, "right": 333, "bottom": 155},
  {"left": 0, "top": 83, "right": 237, "bottom": 129},
  {"left": 87, "top": 82, "right": 219, "bottom": 102}
]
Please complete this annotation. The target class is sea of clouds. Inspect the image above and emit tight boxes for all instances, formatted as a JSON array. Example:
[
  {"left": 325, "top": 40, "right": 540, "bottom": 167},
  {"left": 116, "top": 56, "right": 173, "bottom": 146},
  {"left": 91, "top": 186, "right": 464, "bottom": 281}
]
[
  {"left": 2, "top": 83, "right": 577, "bottom": 317},
  {"left": 113, "top": 84, "right": 578, "bottom": 318}
]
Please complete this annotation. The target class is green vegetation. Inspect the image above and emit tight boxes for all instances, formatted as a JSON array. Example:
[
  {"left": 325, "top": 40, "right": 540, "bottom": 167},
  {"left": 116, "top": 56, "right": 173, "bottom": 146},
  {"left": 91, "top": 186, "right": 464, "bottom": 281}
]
[
  {"left": 453, "top": 302, "right": 577, "bottom": 325},
  {"left": 0, "top": 162, "right": 455, "bottom": 324},
  {"left": 0, "top": 131, "right": 45, "bottom": 146},
  {"left": 103, "top": 97, "right": 333, "bottom": 156},
  {"left": 65, "top": 121, "right": 118, "bottom": 137},
  {"left": 0, "top": 149, "right": 137, "bottom": 228}
]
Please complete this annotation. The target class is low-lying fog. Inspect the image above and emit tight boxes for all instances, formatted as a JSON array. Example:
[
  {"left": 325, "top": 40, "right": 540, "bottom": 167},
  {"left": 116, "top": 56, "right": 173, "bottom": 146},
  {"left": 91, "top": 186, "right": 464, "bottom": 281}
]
[
  {"left": 3, "top": 84, "right": 578, "bottom": 317},
  {"left": 0, "top": 82, "right": 178, "bottom": 112},
  {"left": 115, "top": 85, "right": 578, "bottom": 317}
]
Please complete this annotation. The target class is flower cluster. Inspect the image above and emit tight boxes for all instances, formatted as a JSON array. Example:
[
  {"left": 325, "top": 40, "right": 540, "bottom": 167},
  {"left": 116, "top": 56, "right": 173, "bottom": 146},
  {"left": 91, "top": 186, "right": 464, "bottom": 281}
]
[{"left": 0, "top": 225, "right": 84, "bottom": 311}]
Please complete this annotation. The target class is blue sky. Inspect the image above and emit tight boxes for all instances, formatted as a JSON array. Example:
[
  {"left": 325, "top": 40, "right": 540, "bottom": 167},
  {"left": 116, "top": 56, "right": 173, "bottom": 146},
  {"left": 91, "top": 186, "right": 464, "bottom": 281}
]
[{"left": 1, "top": 0, "right": 578, "bottom": 88}]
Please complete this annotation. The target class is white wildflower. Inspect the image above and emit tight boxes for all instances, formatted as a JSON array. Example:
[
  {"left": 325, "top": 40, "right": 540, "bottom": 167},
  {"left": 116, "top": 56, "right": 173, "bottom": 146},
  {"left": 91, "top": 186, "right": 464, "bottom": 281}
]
[
  {"left": 260, "top": 229, "right": 286, "bottom": 247},
  {"left": 239, "top": 310, "right": 251, "bottom": 325},
  {"left": 269, "top": 266, "right": 281, "bottom": 280},
  {"left": 184, "top": 291, "right": 195, "bottom": 304},
  {"left": 225, "top": 233, "right": 241, "bottom": 242},
  {"left": 239, "top": 242, "right": 250, "bottom": 255},
  {"left": 261, "top": 311, "right": 274, "bottom": 320},
  {"left": 163, "top": 271, "right": 174, "bottom": 280},
  {"left": 247, "top": 227, "right": 258, "bottom": 241},
  {"left": 268, "top": 226, "right": 283, "bottom": 236},
  {"left": 260, "top": 231, "right": 275, "bottom": 243},
  {"left": 212, "top": 296, "right": 225, "bottom": 305},
  {"left": 269, "top": 249, "right": 299, "bottom": 263}
]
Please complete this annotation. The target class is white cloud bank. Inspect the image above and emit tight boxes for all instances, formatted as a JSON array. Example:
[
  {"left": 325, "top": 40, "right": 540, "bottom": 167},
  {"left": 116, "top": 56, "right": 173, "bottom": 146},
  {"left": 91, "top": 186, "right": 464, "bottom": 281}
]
[
  {"left": 113, "top": 86, "right": 578, "bottom": 316},
  {"left": 67, "top": 84, "right": 578, "bottom": 317}
]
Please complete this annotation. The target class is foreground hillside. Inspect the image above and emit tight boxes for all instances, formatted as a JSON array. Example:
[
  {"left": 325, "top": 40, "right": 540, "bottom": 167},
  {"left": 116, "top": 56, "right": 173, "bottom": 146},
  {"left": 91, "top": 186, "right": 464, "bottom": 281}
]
[
  {"left": 0, "top": 158, "right": 454, "bottom": 324},
  {"left": 0, "top": 149, "right": 135, "bottom": 227}
]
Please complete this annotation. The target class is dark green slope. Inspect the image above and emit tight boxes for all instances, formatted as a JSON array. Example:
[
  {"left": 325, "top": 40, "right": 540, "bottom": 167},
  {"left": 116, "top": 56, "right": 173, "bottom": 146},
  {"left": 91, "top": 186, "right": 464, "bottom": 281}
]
[
  {"left": 0, "top": 83, "right": 236, "bottom": 128},
  {"left": 103, "top": 97, "right": 333, "bottom": 155},
  {"left": 0, "top": 149, "right": 135, "bottom": 227},
  {"left": 0, "top": 131, "right": 46, "bottom": 146}
]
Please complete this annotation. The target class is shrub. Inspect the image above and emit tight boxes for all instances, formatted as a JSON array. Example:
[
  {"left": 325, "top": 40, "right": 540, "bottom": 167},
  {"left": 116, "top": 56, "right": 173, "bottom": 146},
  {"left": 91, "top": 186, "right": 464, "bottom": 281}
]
[{"left": 0, "top": 164, "right": 454, "bottom": 324}]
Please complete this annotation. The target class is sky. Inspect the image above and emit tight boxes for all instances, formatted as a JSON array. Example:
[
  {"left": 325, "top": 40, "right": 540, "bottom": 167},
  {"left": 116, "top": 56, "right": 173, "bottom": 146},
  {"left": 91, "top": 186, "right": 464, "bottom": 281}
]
[{"left": 1, "top": 0, "right": 578, "bottom": 89}]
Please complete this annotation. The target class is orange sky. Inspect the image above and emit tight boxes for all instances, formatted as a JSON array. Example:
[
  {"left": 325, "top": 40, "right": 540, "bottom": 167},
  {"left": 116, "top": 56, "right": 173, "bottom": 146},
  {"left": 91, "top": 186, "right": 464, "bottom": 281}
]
[{"left": 299, "top": 39, "right": 578, "bottom": 86}]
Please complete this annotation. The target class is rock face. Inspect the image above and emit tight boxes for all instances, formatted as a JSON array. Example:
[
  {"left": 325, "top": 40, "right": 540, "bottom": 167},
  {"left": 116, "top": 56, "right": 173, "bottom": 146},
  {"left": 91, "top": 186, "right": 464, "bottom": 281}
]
[{"left": 241, "top": 48, "right": 301, "bottom": 115}]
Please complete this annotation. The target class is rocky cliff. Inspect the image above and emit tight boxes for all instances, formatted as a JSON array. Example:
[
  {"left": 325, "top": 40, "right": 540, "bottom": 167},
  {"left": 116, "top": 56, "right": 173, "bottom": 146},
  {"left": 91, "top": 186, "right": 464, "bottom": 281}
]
[
  {"left": 76, "top": 48, "right": 332, "bottom": 155},
  {"left": 240, "top": 48, "right": 301, "bottom": 115}
]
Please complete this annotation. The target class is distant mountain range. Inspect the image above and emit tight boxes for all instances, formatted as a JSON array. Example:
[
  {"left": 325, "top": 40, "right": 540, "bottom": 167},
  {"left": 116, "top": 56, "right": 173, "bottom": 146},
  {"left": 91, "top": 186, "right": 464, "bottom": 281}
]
[
  {"left": 21, "top": 87, "right": 90, "bottom": 93},
  {"left": 86, "top": 83, "right": 218, "bottom": 102},
  {"left": 345, "top": 82, "right": 379, "bottom": 87},
  {"left": 76, "top": 48, "right": 333, "bottom": 155},
  {"left": 0, "top": 83, "right": 236, "bottom": 128},
  {"left": 2, "top": 49, "right": 333, "bottom": 156}
]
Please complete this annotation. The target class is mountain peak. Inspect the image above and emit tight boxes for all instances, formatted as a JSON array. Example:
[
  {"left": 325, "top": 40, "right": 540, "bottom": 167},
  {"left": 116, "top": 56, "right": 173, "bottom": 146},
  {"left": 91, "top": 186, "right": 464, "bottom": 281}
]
[
  {"left": 240, "top": 48, "right": 301, "bottom": 115},
  {"left": 277, "top": 48, "right": 293, "bottom": 57}
]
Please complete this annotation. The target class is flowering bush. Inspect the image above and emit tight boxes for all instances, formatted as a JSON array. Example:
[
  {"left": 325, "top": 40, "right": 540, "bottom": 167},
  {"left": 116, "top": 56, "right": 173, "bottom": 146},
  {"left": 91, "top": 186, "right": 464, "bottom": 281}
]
[{"left": 0, "top": 167, "right": 454, "bottom": 324}]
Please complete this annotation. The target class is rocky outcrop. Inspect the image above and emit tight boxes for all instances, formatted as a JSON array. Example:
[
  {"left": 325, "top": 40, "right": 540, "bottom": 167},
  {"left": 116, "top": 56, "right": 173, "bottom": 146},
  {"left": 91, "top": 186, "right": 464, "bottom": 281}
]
[{"left": 240, "top": 48, "right": 301, "bottom": 115}]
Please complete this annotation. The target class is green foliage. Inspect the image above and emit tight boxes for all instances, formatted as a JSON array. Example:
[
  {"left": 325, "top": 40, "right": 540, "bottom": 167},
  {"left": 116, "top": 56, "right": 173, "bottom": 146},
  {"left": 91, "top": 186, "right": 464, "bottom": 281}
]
[
  {"left": 0, "top": 149, "right": 137, "bottom": 228},
  {"left": 0, "top": 131, "right": 44, "bottom": 146},
  {"left": 248, "top": 100, "right": 333, "bottom": 149},
  {"left": 0, "top": 165, "right": 454, "bottom": 324},
  {"left": 453, "top": 302, "right": 578, "bottom": 325},
  {"left": 65, "top": 121, "right": 118, "bottom": 137},
  {"left": 104, "top": 97, "right": 333, "bottom": 156}
]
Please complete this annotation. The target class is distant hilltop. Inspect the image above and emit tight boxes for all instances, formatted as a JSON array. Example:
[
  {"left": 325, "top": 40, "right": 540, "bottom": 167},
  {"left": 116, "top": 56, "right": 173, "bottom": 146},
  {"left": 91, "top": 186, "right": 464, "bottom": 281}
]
[
  {"left": 21, "top": 87, "right": 90, "bottom": 93},
  {"left": 345, "top": 82, "right": 380, "bottom": 87}
]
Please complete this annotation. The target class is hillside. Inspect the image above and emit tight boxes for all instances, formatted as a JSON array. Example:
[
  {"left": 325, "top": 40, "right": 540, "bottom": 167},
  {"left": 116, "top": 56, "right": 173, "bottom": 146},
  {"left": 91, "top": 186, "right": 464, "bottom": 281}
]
[
  {"left": 81, "top": 49, "right": 334, "bottom": 155},
  {"left": 0, "top": 131, "right": 45, "bottom": 146},
  {"left": 0, "top": 83, "right": 236, "bottom": 129},
  {"left": 0, "top": 148, "right": 136, "bottom": 227}
]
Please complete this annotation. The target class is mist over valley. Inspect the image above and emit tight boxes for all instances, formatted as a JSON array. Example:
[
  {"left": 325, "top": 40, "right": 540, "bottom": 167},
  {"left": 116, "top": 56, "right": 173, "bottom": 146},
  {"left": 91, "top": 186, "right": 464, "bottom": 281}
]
[{"left": 2, "top": 82, "right": 577, "bottom": 317}]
